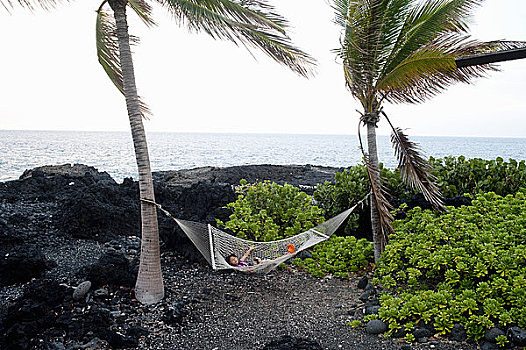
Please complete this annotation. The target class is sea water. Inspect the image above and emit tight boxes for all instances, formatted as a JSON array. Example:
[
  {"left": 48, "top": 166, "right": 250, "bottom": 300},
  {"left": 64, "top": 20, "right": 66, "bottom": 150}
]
[{"left": 1, "top": 130, "right": 525, "bottom": 183}]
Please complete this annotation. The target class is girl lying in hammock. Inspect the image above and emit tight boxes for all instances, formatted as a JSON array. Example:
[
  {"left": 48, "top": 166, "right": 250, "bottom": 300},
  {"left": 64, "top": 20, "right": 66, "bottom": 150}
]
[
  {"left": 226, "top": 246, "right": 257, "bottom": 267},
  {"left": 226, "top": 244, "right": 295, "bottom": 267}
]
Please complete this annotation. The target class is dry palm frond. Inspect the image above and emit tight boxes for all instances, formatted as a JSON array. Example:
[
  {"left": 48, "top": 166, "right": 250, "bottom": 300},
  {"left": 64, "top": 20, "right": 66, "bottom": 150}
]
[
  {"left": 363, "top": 153, "right": 394, "bottom": 244},
  {"left": 334, "top": 0, "right": 414, "bottom": 97},
  {"left": 357, "top": 117, "right": 394, "bottom": 249},
  {"left": 384, "top": 113, "right": 444, "bottom": 211},
  {"left": 155, "top": 0, "right": 316, "bottom": 77},
  {"left": 96, "top": 5, "right": 152, "bottom": 118}
]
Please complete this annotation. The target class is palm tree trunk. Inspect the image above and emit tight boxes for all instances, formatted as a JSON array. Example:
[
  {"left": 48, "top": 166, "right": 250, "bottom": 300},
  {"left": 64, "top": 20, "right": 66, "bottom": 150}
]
[
  {"left": 110, "top": 0, "right": 164, "bottom": 304},
  {"left": 366, "top": 120, "right": 383, "bottom": 262}
]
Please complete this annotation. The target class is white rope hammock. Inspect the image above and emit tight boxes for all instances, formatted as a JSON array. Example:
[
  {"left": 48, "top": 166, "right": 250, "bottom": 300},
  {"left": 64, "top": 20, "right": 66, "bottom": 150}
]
[{"left": 142, "top": 199, "right": 363, "bottom": 274}]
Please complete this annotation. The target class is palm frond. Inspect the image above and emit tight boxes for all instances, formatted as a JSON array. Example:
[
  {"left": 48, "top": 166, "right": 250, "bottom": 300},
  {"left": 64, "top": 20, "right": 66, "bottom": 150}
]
[
  {"left": 128, "top": 0, "right": 157, "bottom": 27},
  {"left": 377, "top": 48, "right": 458, "bottom": 103},
  {"left": 97, "top": 7, "right": 123, "bottom": 94},
  {"left": 1, "top": 0, "right": 65, "bottom": 11},
  {"left": 159, "top": 0, "right": 283, "bottom": 31},
  {"left": 334, "top": 0, "right": 380, "bottom": 99},
  {"left": 334, "top": 0, "right": 413, "bottom": 101},
  {"left": 153, "top": 0, "right": 316, "bottom": 77},
  {"left": 363, "top": 152, "right": 395, "bottom": 230},
  {"left": 96, "top": 5, "right": 152, "bottom": 117},
  {"left": 381, "top": 0, "right": 483, "bottom": 78},
  {"left": 385, "top": 114, "right": 444, "bottom": 211},
  {"left": 414, "top": 0, "right": 482, "bottom": 33},
  {"left": 331, "top": 0, "right": 352, "bottom": 31},
  {"left": 377, "top": 35, "right": 526, "bottom": 103}
]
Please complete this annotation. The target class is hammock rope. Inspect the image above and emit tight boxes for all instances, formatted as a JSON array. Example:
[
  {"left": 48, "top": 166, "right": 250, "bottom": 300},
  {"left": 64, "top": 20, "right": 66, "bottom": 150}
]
[{"left": 141, "top": 194, "right": 368, "bottom": 274}]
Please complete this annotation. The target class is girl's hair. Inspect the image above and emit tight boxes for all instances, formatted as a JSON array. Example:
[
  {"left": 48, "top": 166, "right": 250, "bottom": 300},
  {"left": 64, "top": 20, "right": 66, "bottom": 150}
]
[{"left": 226, "top": 254, "right": 237, "bottom": 266}]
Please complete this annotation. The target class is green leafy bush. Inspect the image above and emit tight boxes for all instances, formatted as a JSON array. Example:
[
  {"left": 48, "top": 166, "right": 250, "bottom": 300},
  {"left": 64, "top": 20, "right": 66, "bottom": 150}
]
[
  {"left": 375, "top": 192, "right": 526, "bottom": 340},
  {"left": 313, "top": 163, "right": 406, "bottom": 234},
  {"left": 313, "top": 157, "right": 526, "bottom": 239},
  {"left": 430, "top": 156, "right": 526, "bottom": 197},
  {"left": 293, "top": 235, "right": 374, "bottom": 278},
  {"left": 315, "top": 158, "right": 526, "bottom": 221},
  {"left": 495, "top": 334, "right": 509, "bottom": 347},
  {"left": 217, "top": 180, "right": 325, "bottom": 241},
  {"left": 349, "top": 320, "right": 362, "bottom": 328}
]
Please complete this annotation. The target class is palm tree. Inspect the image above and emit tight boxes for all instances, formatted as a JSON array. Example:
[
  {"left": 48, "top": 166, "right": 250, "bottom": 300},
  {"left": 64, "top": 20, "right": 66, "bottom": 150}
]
[
  {"left": 331, "top": 0, "right": 524, "bottom": 261},
  {"left": 3, "top": 0, "right": 315, "bottom": 304}
]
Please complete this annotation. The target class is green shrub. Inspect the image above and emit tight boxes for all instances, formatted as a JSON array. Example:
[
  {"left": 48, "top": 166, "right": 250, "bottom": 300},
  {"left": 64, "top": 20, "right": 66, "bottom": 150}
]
[
  {"left": 293, "top": 235, "right": 374, "bottom": 277},
  {"left": 313, "top": 163, "right": 406, "bottom": 234},
  {"left": 375, "top": 192, "right": 526, "bottom": 340},
  {"left": 495, "top": 334, "right": 509, "bottom": 347},
  {"left": 312, "top": 157, "right": 526, "bottom": 241},
  {"left": 430, "top": 156, "right": 526, "bottom": 197},
  {"left": 217, "top": 180, "right": 374, "bottom": 276},
  {"left": 349, "top": 320, "right": 362, "bottom": 328},
  {"left": 217, "top": 179, "right": 325, "bottom": 241}
]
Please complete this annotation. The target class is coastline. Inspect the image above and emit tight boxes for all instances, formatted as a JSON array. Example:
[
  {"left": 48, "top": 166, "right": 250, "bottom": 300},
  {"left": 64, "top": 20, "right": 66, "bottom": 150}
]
[{"left": 2, "top": 130, "right": 526, "bottom": 183}]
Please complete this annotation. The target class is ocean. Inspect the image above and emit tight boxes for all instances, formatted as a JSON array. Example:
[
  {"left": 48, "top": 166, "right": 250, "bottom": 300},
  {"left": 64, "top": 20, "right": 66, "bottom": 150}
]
[{"left": 1, "top": 130, "right": 526, "bottom": 183}]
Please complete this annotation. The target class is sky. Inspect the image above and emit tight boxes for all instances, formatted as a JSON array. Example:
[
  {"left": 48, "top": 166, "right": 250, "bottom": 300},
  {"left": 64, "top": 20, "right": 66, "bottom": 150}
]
[{"left": 0, "top": 0, "right": 525, "bottom": 137}]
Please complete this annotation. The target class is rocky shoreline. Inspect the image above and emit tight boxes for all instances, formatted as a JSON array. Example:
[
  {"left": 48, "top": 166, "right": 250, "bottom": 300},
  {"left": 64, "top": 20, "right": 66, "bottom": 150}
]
[{"left": 0, "top": 164, "right": 480, "bottom": 349}]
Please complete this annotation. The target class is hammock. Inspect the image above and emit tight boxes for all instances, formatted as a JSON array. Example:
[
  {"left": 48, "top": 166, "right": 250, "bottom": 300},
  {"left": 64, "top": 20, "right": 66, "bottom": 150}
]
[{"left": 142, "top": 199, "right": 362, "bottom": 274}]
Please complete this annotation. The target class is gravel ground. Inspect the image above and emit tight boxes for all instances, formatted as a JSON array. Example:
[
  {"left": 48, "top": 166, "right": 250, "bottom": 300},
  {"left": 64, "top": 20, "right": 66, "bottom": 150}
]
[
  {"left": 128, "top": 250, "right": 479, "bottom": 350},
  {"left": 0, "top": 232, "right": 480, "bottom": 350}
]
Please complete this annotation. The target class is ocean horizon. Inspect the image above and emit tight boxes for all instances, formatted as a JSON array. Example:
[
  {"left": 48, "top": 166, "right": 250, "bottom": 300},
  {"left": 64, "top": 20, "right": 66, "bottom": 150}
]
[{"left": 1, "top": 130, "right": 526, "bottom": 183}]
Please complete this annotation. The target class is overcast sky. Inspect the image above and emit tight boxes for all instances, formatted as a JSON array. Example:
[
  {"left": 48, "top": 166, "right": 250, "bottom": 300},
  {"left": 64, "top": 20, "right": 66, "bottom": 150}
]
[{"left": 0, "top": 0, "right": 525, "bottom": 137}]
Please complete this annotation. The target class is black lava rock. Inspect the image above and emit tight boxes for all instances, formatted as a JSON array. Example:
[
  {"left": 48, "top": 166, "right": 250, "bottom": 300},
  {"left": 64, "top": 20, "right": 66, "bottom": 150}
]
[
  {"left": 485, "top": 327, "right": 505, "bottom": 342},
  {"left": 450, "top": 324, "right": 467, "bottom": 342},
  {"left": 23, "top": 278, "right": 69, "bottom": 307},
  {"left": 419, "top": 322, "right": 436, "bottom": 335},
  {"left": 480, "top": 341, "right": 499, "bottom": 350},
  {"left": 357, "top": 276, "right": 368, "bottom": 290},
  {"left": 2, "top": 299, "right": 56, "bottom": 350},
  {"left": 364, "top": 282, "right": 375, "bottom": 292},
  {"left": 57, "top": 181, "right": 140, "bottom": 242},
  {"left": 0, "top": 279, "right": 69, "bottom": 350},
  {"left": 85, "top": 250, "right": 137, "bottom": 289},
  {"left": 413, "top": 328, "right": 433, "bottom": 339},
  {"left": 365, "top": 319, "right": 388, "bottom": 335},
  {"left": 126, "top": 326, "right": 149, "bottom": 340},
  {"left": 365, "top": 299, "right": 380, "bottom": 308},
  {"left": 296, "top": 250, "right": 313, "bottom": 260},
  {"left": 358, "top": 289, "right": 374, "bottom": 303},
  {"left": 0, "top": 245, "right": 55, "bottom": 286},
  {"left": 65, "top": 307, "right": 134, "bottom": 348},
  {"left": 0, "top": 218, "right": 13, "bottom": 242},
  {"left": 365, "top": 305, "right": 380, "bottom": 315},
  {"left": 99, "top": 328, "right": 139, "bottom": 349},
  {"left": 509, "top": 326, "right": 526, "bottom": 346},
  {"left": 154, "top": 164, "right": 337, "bottom": 191},
  {"left": 36, "top": 341, "right": 66, "bottom": 350},
  {"left": 156, "top": 181, "right": 235, "bottom": 262},
  {"left": 163, "top": 302, "right": 189, "bottom": 326},
  {"left": 392, "top": 326, "right": 408, "bottom": 338},
  {"left": 262, "top": 335, "right": 322, "bottom": 350}
]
